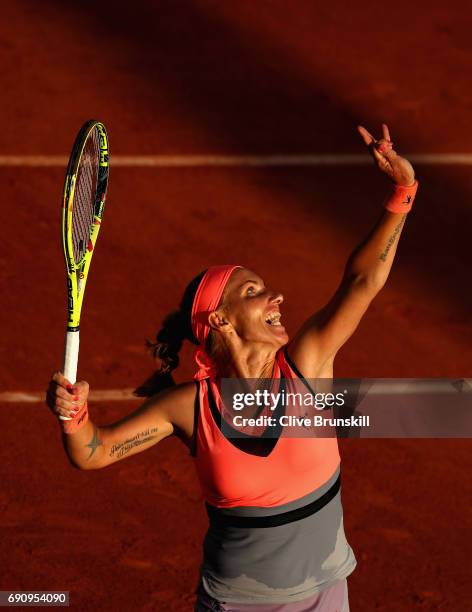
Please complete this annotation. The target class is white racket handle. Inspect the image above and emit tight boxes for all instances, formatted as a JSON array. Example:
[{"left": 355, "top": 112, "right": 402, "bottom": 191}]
[{"left": 60, "top": 330, "right": 80, "bottom": 421}]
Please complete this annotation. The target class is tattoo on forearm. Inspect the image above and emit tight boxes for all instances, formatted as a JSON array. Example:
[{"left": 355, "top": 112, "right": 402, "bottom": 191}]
[
  {"left": 379, "top": 215, "right": 407, "bottom": 262},
  {"left": 109, "top": 427, "right": 159, "bottom": 459},
  {"left": 85, "top": 426, "right": 103, "bottom": 461}
]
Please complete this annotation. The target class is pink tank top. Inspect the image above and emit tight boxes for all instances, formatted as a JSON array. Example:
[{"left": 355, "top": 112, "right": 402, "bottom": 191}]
[{"left": 193, "top": 348, "right": 341, "bottom": 508}]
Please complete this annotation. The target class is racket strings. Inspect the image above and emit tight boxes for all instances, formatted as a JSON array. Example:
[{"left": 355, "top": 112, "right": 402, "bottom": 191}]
[{"left": 72, "top": 128, "right": 99, "bottom": 263}]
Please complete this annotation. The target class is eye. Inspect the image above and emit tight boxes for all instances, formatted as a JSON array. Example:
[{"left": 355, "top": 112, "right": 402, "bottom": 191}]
[{"left": 246, "top": 286, "right": 257, "bottom": 296}]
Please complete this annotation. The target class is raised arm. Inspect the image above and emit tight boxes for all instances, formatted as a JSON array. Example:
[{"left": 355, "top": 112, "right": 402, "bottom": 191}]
[
  {"left": 46, "top": 372, "right": 195, "bottom": 470},
  {"left": 288, "top": 123, "right": 417, "bottom": 377}
]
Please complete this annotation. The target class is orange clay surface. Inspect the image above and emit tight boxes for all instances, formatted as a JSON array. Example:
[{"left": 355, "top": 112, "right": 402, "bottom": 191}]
[{"left": 0, "top": 1, "right": 471, "bottom": 610}]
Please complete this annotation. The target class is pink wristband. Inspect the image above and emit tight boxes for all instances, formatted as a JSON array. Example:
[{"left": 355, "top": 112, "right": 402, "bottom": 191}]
[
  {"left": 384, "top": 180, "right": 419, "bottom": 213},
  {"left": 60, "top": 401, "right": 89, "bottom": 434}
]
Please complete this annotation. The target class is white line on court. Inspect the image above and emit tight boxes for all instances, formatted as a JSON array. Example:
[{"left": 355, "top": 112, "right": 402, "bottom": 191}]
[
  {"left": 0, "top": 390, "right": 139, "bottom": 403},
  {"left": 1, "top": 154, "right": 472, "bottom": 167},
  {"left": 1, "top": 381, "right": 471, "bottom": 403}
]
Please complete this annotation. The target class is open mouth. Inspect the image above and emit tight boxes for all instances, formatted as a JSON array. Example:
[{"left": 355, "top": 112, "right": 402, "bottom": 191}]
[{"left": 264, "top": 311, "right": 282, "bottom": 326}]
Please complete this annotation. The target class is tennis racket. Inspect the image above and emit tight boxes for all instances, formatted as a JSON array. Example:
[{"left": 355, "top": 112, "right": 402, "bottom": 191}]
[{"left": 60, "top": 120, "right": 109, "bottom": 420}]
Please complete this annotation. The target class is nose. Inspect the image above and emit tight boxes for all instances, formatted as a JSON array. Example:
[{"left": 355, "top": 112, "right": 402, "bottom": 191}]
[{"left": 269, "top": 291, "right": 284, "bottom": 305}]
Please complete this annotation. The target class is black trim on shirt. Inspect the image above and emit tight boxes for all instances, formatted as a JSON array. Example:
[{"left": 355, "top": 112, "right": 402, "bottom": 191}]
[
  {"left": 206, "top": 473, "right": 341, "bottom": 528},
  {"left": 206, "top": 375, "right": 287, "bottom": 458}
]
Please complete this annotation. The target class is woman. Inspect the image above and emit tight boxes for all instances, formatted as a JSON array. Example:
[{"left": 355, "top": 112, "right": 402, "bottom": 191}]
[{"left": 47, "top": 124, "right": 417, "bottom": 611}]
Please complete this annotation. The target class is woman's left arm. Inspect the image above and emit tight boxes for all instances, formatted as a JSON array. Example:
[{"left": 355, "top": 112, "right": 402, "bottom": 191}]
[{"left": 288, "top": 123, "right": 417, "bottom": 376}]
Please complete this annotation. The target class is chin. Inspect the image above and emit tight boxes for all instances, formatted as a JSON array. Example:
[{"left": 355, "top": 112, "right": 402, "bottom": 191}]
[
  {"left": 280, "top": 333, "right": 289, "bottom": 347},
  {"left": 271, "top": 327, "right": 289, "bottom": 347}
]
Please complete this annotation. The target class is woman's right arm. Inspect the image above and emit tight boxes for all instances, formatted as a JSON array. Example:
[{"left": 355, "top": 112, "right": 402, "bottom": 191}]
[{"left": 47, "top": 372, "right": 195, "bottom": 470}]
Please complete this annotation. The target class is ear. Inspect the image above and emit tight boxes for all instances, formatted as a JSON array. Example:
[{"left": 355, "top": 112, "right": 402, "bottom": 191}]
[{"left": 208, "top": 310, "right": 232, "bottom": 333}]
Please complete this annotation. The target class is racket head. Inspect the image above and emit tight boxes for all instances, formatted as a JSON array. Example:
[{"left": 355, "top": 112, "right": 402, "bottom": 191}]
[{"left": 62, "top": 120, "right": 109, "bottom": 330}]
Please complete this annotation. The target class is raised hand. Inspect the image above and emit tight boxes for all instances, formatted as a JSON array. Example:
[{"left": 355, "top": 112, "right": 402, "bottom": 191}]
[{"left": 357, "top": 123, "right": 415, "bottom": 187}]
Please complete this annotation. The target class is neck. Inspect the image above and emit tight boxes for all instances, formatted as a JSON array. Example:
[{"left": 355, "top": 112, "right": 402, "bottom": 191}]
[{"left": 214, "top": 341, "right": 279, "bottom": 379}]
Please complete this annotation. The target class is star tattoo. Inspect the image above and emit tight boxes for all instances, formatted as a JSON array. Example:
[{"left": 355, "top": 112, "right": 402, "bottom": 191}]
[{"left": 85, "top": 426, "right": 102, "bottom": 460}]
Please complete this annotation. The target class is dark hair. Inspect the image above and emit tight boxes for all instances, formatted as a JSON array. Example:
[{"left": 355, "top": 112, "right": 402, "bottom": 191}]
[{"left": 134, "top": 270, "right": 207, "bottom": 397}]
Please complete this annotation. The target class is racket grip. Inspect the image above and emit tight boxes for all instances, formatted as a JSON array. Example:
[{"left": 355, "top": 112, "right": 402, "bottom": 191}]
[{"left": 60, "top": 330, "right": 80, "bottom": 421}]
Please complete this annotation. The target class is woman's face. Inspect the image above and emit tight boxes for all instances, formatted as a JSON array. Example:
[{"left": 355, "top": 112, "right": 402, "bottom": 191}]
[{"left": 216, "top": 268, "right": 289, "bottom": 348}]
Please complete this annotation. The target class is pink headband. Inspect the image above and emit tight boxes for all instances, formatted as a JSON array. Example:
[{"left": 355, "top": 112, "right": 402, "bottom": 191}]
[
  {"left": 191, "top": 265, "right": 241, "bottom": 346},
  {"left": 191, "top": 264, "right": 241, "bottom": 379}
]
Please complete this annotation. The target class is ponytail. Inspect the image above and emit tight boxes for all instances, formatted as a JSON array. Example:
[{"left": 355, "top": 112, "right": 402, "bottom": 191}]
[
  {"left": 148, "top": 309, "right": 187, "bottom": 374},
  {"left": 134, "top": 271, "right": 207, "bottom": 397}
]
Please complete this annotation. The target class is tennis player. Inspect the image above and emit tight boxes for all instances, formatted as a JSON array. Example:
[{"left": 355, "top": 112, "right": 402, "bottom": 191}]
[{"left": 47, "top": 124, "right": 417, "bottom": 611}]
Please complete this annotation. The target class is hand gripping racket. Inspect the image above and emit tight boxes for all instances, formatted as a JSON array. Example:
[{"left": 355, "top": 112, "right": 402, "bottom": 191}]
[{"left": 60, "top": 120, "right": 109, "bottom": 420}]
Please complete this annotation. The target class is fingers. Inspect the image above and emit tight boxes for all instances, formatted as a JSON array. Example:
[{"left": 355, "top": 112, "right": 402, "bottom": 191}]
[
  {"left": 46, "top": 372, "right": 89, "bottom": 419},
  {"left": 366, "top": 140, "right": 392, "bottom": 170},
  {"left": 74, "top": 381, "right": 90, "bottom": 408},
  {"left": 357, "top": 125, "right": 375, "bottom": 146},
  {"left": 52, "top": 371, "right": 73, "bottom": 388},
  {"left": 382, "top": 123, "right": 391, "bottom": 141},
  {"left": 358, "top": 123, "right": 394, "bottom": 152},
  {"left": 379, "top": 146, "right": 397, "bottom": 161},
  {"left": 358, "top": 123, "right": 400, "bottom": 181},
  {"left": 48, "top": 393, "right": 76, "bottom": 416},
  {"left": 376, "top": 140, "right": 395, "bottom": 155},
  {"left": 46, "top": 388, "right": 76, "bottom": 418},
  {"left": 369, "top": 141, "right": 394, "bottom": 178}
]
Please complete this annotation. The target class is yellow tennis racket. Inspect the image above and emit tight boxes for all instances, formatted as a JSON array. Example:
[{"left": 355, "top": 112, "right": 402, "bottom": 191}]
[{"left": 60, "top": 120, "right": 109, "bottom": 420}]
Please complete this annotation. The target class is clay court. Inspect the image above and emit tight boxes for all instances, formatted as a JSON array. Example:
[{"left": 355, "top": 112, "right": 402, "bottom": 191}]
[{"left": 1, "top": 1, "right": 471, "bottom": 610}]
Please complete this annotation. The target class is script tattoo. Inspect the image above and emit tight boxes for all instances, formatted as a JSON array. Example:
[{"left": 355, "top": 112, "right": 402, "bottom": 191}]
[
  {"left": 109, "top": 427, "right": 159, "bottom": 459},
  {"left": 85, "top": 426, "right": 103, "bottom": 461},
  {"left": 379, "top": 215, "right": 407, "bottom": 262}
]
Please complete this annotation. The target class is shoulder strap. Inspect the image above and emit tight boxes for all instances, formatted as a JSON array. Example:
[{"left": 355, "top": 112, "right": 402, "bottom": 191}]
[
  {"left": 189, "top": 380, "right": 200, "bottom": 458},
  {"left": 282, "top": 346, "right": 318, "bottom": 396}
]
